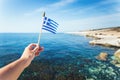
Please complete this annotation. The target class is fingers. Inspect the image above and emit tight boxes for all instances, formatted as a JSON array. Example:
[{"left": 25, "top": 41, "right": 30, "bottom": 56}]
[
  {"left": 35, "top": 47, "right": 44, "bottom": 56},
  {"left": 39, "top": 47, "right": 44, "bottom": 52},
  {"left": 26, "top": 43, "right": 44, "bottom": 56},
  {"left": 28, "top": 43, "right": 38, "bottom": 50}
]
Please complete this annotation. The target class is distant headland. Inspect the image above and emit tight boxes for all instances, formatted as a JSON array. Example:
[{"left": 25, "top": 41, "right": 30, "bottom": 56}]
[{"left": 68, "top": 26, "right": 120, "bottom": 48}]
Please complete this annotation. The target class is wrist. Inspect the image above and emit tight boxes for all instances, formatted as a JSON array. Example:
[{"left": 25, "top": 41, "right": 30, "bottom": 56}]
[{"left": 19, "top": 57, "right": 32, "bottom": 68}]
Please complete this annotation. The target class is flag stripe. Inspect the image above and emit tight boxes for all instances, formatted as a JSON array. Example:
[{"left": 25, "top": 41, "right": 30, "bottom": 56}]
[
  {"left": 43, "top": 25, "right": 56, "bottom": 32},
  {"left": 44, "top": 17, "right": 59, "bottom": 25},
  {"left": 46, "top": 23, "right": 57, "bottom": 30},
  {"left": 44, "top": 17, "right": 58, "bottom": 28},
  {"left": 47, "top": 21, "right": 58, "bottom": 28},
  {"left": 42, "top": 27, "right": 56, "bottom": 34},
  {"left": 43, "top": 24, "right": 57, "bottom": 30},
  {"left": 48, "top": 18, "right": 59, "bottom": 25}
]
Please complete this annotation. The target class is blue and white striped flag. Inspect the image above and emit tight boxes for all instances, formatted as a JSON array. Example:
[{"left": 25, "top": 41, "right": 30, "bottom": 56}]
[{"left": 42, "top": 17, "right": 59, "bottom": 34}]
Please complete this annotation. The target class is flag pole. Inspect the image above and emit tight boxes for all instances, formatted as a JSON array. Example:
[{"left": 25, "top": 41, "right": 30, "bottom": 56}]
[{"left": 37, "top": 12, "right": 45, "bottom": 45}]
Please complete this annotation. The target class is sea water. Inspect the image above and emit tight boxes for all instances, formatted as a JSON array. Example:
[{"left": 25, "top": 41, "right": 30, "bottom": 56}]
[{"left": 0, "top": 33, "right": 119, "bottom": 80}]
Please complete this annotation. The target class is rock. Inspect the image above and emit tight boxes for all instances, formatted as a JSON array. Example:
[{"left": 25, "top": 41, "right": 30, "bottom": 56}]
[
  {"left": 115, "top": 64, "right": 120, "bottom": 67},
  {"left": 111, "top": 49, "right": 120, "bottom": 67},
  {"left": 114, "top": 49, "right": 120, "bottom": 60},
  {"left": 101, "top": 64, "right": 106, "bottom": 69},
  {"left": 108, "top": 67, "right": 114, "bottom": 72},
  {"left": 86, "top": 78, "right": 94, "bottom": 80},
  {"left": 96, "top": 52, "right": 108, "bottom": 61},
  {"left": 88, "top": 67, "right": 100, "bottom": 74}
]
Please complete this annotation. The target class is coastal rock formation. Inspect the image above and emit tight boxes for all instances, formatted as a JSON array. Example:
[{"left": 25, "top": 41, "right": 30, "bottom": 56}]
[
  {"left": 70, "top": 27, "right": 120, "bottom": 48},
  {"left": 111, "top": 49, "right": 120, "bottom": 67},
  {"left": 96, "top": 52, "right": 108, "bottom": 61},
  {"left": 114, "top": 49, "right": 120, "bottom": 60},
  {"left": 89, "top": 37, "right": 120, "bottom": 47}
]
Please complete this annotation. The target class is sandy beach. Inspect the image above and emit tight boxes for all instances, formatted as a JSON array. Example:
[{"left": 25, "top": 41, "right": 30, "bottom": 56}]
[{"left": 69, "top": 27, "right": 120, "bottom": 48}]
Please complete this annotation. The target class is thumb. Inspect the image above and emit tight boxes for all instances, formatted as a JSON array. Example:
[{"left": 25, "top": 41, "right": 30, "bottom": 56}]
[{"left": 33, "top": 45, "right": 39, "bottom": 53}]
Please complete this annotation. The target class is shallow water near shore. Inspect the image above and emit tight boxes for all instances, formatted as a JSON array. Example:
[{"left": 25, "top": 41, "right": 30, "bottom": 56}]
[{"left": 0, "top": 33, "right": 120, "bottom": 80}]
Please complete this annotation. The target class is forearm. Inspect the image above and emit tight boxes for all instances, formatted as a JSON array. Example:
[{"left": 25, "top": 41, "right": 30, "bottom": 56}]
[
  {"left": 0, "top": 43, "right": 43, "bottom": 80},
  {"left": 0, "top": 58, "right": 31, "bottom": 80}
]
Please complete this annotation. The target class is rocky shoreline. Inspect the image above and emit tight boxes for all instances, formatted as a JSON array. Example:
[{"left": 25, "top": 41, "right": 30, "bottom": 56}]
[
  {"left": 68, "top": 27, "right": 120, "bottom": 67},
  {"left": 68, "top": 27, "right": 120, "bottom": 48}
]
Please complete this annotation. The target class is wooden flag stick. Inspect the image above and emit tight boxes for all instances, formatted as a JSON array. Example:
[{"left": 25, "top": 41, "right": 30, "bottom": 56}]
[{"left": 37, "top": 12, "right": 45, "bottom": 45}]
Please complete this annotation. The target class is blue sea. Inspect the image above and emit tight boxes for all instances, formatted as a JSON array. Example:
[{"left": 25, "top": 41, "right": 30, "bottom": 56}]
[{"left": 0, "top": 33, "right": 120, "bottom": 80}]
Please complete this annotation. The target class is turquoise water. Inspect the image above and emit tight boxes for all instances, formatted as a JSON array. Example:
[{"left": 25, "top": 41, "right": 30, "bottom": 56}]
[{"left": 0, "top": 33, "right": 119, "bottom": 80}]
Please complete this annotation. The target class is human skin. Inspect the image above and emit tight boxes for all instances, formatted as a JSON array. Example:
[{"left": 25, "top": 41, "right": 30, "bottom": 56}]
[{"left": 0, "top": 43, "right": 44, "bottom": 80}]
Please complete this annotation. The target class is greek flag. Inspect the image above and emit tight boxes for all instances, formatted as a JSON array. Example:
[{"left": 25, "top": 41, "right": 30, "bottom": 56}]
[{"left": 42, "top": 17, "right": 59, "bottom": 34}]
